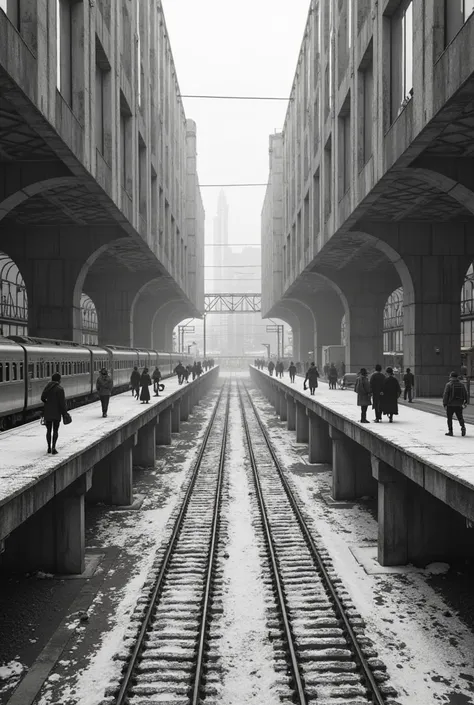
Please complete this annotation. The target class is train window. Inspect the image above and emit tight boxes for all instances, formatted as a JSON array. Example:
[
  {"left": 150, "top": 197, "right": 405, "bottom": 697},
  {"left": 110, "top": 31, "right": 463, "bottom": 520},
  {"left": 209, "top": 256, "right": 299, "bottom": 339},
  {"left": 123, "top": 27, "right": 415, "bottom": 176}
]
[
  {"left": 28, "top": 363, "right": 34, "bottom": 379},
  {"left": 55, "top": 362, "right": 60, "bottom": 373},
  {"left": 86, "top": 361, "right": 90, "bottom": 373},
  {"left": 12, "top": 363, "right": 17, "bottom": 381},
  {"left": 67, "top": 362, "right": 71, "bottom": 376},
  {"left": 0, "top": 363, "right": 2, "bottom": 383},
  {"left": 19, "top": 362, "right": 24, "bottom": 380},
  {"left": 5, "top": 362, "right": 10, "bottom": 382}
]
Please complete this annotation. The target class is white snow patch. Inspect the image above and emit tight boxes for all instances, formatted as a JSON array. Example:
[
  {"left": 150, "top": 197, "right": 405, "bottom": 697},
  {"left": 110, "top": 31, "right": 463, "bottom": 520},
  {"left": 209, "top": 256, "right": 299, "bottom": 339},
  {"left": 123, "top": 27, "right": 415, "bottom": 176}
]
[
  {"left": 424, "top": 562, "right": 450, "bottom": 575},
  {"left": 0, "top": 660, "right": 24, "bottom": 680},
  {"left": 216, "top": 391, "right": 281, "bottom": 704}
]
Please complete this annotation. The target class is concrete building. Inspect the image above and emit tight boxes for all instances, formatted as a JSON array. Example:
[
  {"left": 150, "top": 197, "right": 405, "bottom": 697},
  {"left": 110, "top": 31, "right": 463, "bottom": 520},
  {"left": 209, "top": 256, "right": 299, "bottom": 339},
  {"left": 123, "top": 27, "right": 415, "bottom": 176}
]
[
  {"left": 262, "top": 0, "right": 474, "bottom": 395},
  {"left": 0, "top": 0, "right": 204, "bottom": 350}
]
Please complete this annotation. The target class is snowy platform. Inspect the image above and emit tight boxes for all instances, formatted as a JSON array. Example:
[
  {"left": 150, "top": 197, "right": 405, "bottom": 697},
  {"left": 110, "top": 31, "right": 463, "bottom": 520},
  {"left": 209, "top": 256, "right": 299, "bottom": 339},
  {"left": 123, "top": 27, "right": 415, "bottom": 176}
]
[
  {"left": 0, "top": 368, "right": 219, "bottom": 558},
  {"left": 251, "top": 366, "right": 474, "bottom": 566}
]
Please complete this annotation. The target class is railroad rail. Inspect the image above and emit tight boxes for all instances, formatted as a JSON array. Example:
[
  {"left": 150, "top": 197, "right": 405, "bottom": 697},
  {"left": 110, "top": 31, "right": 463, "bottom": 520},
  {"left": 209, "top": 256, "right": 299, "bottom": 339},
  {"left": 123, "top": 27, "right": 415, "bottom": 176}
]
[
  {"left": 237, "top": 380, "right": 392, "bottom": 704},
  {"left": 113, "top": 382, "right": 230, "bottom": 705}
]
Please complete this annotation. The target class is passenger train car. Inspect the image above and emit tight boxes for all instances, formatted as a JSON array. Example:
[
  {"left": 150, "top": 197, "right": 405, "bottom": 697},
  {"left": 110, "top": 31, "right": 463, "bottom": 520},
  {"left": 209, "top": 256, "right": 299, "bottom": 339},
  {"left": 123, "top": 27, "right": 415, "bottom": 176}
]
[{"left": 0, "top": 336, "right": 190, "bottom": 429}]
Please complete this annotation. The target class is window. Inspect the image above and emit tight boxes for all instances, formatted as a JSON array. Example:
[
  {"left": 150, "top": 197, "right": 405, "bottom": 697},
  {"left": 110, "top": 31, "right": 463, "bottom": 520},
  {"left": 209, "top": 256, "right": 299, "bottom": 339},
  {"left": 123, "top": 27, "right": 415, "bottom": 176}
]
[
  {"left": 57, "top": 0, "right": 73, "bottom": 104},
  {"left": 313, "top": 171, "right": 320, "bottom": 236},
  {"left": 324, "top": 139, "right": 332, "bottom": 221},
  {"left": 361, "top": 56, "right": 373, "bottom": 164},
  {"left": 446, "top": 0, "right": 474, "bottom": 45},
  {"left": 340, "top": 109, "right": 351, "bottom": 196},
  {"left": 95, "top": 63, "right": 106, "bottom": 155},
  {"left": 5, "top": 362, "right": 9, "bottom": 382},
  {"left": 391, "top": 1, "right": 413, "bottom": 122}
]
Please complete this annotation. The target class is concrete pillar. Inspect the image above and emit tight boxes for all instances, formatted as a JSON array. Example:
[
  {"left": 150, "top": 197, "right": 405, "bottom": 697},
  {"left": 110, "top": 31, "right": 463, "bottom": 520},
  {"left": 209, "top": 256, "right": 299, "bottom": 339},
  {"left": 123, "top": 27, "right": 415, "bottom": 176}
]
[
  {"left": 346, "top": 295, "right": 384, "bottom": 373},
  {"left": 180, "top": 394, "right": 190, "bottom": 421},
  {"left": 55, "top": 484, "right": 86, "bottom": 575},
  {"left": 308, "top": 411, "right": 331, "bottom": 464},
  {"left": 286, "top": 395, "right": 296, "bottom": 430},
  {"left": 330, "top": 428, "right": 376, "bottom": 500},
  {"left": 279, "top": 391, "right": 287, "bottom": 421},
  {"left": 371, "top": 456, "right": 408, "bottom": 566},
  {"left": 156, "top": 406, "right": 172, "bottom": 445},
  {"left": 133, "top": 421, "right": 156, "bottom": 467},
  {"left": 314, "top": 293, "right": 345, "bottom": 370},
  {"left": 88, "top": 441, "right": 134, "bottom": 506},
  {"left": 172, "top": 401, "right": 181, "bottom": 433},
  {"left": 295, "top": 401, "right": 309, "bottom": 443},
  {"left": 274, "top": 387, "right": 281, "bottom": 416}
]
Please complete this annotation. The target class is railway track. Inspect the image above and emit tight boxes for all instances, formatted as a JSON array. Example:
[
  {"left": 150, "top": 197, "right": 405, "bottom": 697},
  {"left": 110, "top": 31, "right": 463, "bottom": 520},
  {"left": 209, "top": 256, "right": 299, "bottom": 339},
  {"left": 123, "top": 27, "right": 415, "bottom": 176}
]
[
  {"left": 237, "top": 380, "right": 395, "bottom": 705},
  {"left": 112, "top": 382, "right": 230, "bottom": 705}
]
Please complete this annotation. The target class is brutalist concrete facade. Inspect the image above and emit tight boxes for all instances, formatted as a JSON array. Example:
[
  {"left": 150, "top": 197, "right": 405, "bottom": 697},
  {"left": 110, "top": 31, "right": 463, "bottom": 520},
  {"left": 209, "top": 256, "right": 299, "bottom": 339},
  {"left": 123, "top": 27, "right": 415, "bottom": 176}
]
[
  {"left": 0, "top": 0, "right": 204, "bottom": 348},
  {"left": 262, "top": 0, "right": 474, "bottom": 395}
]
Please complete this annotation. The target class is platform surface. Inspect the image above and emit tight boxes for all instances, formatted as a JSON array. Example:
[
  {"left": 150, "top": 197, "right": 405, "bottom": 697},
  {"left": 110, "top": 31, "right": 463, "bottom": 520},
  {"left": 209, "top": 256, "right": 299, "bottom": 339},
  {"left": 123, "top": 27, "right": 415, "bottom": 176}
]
[
  {"left": 255, "top": 367, "right": 474, "bottom": 493},
  {"left": 0, "top": 372, "right": 211, "bottom": 508}
]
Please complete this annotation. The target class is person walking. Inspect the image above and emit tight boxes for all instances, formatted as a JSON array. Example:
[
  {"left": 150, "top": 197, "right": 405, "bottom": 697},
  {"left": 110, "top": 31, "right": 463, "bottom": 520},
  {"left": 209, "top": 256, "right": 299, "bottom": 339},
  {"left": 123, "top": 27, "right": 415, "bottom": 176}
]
[
  {"left": 268, "top": 360, "right": 275, "bottom": 376},
  {"left": 41, "top": 372, "right": 68, "bottom": 454},
  {"left": 355, "top": 368, "right": 371, "bottom": 423},
  {"left": 152, "top": 366, "right": 162, "bottom": 396},
  {"left": 139, "top": 367, "right": 152, "bottom": 404},
  {"left": 130, "top": 366, "right": 140, "bottom": 399},
  {"left": 196, "top": 361, "right": 203, "bottom": 377},
  {"left": 403, "top": 368, "right": 415, "bottom": 402},
  {"left": 97, "top": 368, "right": 113, "bottom": 417},
  {"left": 443, "top": 371, "right": 468, "bottom": 436},
  {"left": 288, "top": 361, "right": 296, "bottom": 383},
  {"left": 328, "top": 363, "right": 338, "bottom": 390},
  {"left": 370, "top": 364, "right": 386, "bottom": 422},
  {"left": 304, "top": 362, "right": 320, "bottom": 395},
  {"left": 174, "top": 362, "right": 186, "bottom": 385},
  {"left": 381, "top": 367, "right": 401, "bottom": 423}
]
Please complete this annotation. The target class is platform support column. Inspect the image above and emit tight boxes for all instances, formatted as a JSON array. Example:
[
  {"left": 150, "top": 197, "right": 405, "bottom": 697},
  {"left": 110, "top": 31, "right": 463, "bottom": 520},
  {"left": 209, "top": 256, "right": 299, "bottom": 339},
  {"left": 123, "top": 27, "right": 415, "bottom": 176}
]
[
  {"left": 308, "top": 412, "right": 331, "bottom": 464},
  {"left": 274, "top": 387, "right": 281, "bottom": 416},
  {"left": 180, "top": 394, "right": 190, "bottom": 421},
  {"left": 371, "top": 456, "right": 408, "bottom": 566},
  {"left": 286, "top": 396, "right": 296, "bottom": 431},
  {"left": 134, "top": 420, "right": 156, "bottom": 467},
  {"left": 156, "top": 406, "right": 172, "bottom": 445},
  {"left": 172, "top": 401, "right": 181, "bottom": 433},
  {"left": 55, "top": 472, "right": 92, "bottom": 574},
  {"left": 279, "top": 391, "right": 287, "bottom": 421},
  {"left": 330, "top": 427, "right": 356, "bottom": 500},
  {"left": 296, "top": 401, "right": 309, "bottom": 443},
  {"left": 89, "top": 440, "right": 134, "bottom": 506}
]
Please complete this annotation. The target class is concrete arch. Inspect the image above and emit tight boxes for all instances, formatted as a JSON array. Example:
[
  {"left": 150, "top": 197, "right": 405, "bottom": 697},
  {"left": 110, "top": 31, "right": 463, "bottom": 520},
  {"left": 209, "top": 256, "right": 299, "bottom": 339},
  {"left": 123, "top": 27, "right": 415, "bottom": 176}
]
[
  {"left": 0, "top": 175, "right": 82, "bottom": 223},
  {"left": 272, "top": 304, "right": 300, "bottom": 359},
  {"left": 409, "top": 167, "right": 474, "bottom": 218}
]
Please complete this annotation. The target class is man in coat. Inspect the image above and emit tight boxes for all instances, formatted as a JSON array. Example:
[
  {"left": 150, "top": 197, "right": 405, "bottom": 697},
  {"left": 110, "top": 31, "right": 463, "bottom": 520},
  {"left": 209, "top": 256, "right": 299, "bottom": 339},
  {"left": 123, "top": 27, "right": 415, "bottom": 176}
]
[
  {"left": 152, "top": 366, "right": 162, "bottom": 396},
  {"left": 130, "top": 366, "right": 140, "bottom": 399},
  {"left": 443, "top": 371, "right": 468, "bottom": 436},
  {"left": 370, "top": 364, "right": 385, "bottom": 422},
  {"left": 139, "top": 367, "right": 152, "bottom": 404},
  {"left": 174, "top": 362, "right": 186, "bottom": 385},
  {"left": 381, "top": 367, "right": 401, "bottom": 422},
  {"left": 403, "top": 368, "right": 415, "bottom": 402},
  {"left": 288, "top": 362, "right": 296, "bottom": 383},
  {"left": 268, "top": 360, "right": 275, "bottom": 376},
  {"left": 97, "top": 368, "right": 113, "bottom": 417},
  {"left": 304, "top": 362, "right": 320, "bottom": 395},
  {"left": 355, "top": 368, "right": 371, "bottom": 423},
  {"left": 328, "top": 363, "right": 338, "bottom": 390},
  {"left": 41, "top": 373, "right": 68, "bottom": 454}
]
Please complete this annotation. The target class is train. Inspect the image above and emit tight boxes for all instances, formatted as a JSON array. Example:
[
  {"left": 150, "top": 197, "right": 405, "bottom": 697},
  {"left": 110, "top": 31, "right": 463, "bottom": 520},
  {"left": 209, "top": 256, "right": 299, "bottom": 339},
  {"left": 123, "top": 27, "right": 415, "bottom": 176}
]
[{"left": 0, "top": 335, "right": 191, "bottom": 429}]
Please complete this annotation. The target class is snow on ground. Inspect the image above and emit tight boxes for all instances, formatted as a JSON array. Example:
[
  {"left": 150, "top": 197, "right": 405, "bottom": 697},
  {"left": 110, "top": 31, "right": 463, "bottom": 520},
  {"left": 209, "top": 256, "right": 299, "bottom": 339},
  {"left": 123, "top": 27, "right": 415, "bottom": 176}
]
[
  {"left": 254, "top": 366, "right": 474, "bottom": 490},
  {"left": 0, "top": 371, "right": 214, "bottom": 505},
  {"left": 34, "top": 391, "right": 220, "bottom": 705},
  {"left": 250, "top": 383, "right": 474, "bottom": 705},
  {"left": 215, "top": 389, "right": 281, "bottom": 704}
]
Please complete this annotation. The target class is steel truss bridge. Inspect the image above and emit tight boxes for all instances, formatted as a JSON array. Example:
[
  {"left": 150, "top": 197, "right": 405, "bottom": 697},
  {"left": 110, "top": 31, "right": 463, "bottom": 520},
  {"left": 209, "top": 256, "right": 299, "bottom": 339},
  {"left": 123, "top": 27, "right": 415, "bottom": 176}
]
[{"left": 204, "top": 293, "right": 261, "bottom": 313}]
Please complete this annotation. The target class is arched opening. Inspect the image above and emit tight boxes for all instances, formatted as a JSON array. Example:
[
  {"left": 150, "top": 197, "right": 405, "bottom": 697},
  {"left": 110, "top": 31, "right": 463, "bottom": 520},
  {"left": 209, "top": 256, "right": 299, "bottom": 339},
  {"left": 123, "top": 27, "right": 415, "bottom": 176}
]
[
  {"left": 80, "top": 293, "right": 99, "bottom": 345},
  {"left": 0, "top": 252, "right": 28, "bottom": 336},
  {"left": 383, "top": 287, "right": 404, "bottom": 369}
]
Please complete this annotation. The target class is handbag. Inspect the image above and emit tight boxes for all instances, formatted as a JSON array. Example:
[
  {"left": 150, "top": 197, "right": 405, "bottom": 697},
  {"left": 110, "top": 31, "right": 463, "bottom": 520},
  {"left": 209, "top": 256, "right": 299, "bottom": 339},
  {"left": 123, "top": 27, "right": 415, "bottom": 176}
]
[
  {"left": 63, "top": 412, "right": 72, "bottom": 425},
  {"left": 40, "top": 414, "right": 45, "bottom": 426},
  {"left": 158, "top": 383, "right": 165, "bottom": 391}
]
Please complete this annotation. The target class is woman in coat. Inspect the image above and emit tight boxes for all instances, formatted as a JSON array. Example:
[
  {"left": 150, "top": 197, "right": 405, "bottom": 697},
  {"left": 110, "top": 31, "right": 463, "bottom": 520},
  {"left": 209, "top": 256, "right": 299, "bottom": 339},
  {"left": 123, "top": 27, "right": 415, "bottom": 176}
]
[
  {"left": 381, "top": 367, "right": 402, "bottom": 422},
  {"left": 139, "top": 367, "right": 152, "bottom": 403},
  {"left": 355, "top": 368, "right": 371, "bottom": 423},
  {"left": 41, "top": 372, "right": 68, "bottom": 454}
]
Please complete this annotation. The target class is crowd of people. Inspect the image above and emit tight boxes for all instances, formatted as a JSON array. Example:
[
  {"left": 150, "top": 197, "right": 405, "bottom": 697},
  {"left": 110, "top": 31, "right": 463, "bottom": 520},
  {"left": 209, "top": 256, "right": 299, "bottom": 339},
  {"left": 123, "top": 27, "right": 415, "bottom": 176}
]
[
  {"left": 40, "top": 358, "right": 215, "bottom": 454},
  {"left": 257, "top": 357, "right": 469, "bottom": 435}
]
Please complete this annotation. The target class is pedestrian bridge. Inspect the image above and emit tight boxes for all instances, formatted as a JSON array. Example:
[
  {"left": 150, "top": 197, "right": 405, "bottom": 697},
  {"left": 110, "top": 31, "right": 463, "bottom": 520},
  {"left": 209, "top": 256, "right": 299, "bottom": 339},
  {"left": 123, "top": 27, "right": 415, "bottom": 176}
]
[{"left": 250, "top": 366, "right": 474, "bottom": 568}]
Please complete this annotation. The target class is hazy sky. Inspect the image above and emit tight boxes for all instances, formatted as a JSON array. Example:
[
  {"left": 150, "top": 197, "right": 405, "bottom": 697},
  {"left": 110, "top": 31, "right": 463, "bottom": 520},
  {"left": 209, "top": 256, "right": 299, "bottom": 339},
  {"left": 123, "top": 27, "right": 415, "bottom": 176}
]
[{"left": 161, "top": 0, "right": 311, "bottom": 284}]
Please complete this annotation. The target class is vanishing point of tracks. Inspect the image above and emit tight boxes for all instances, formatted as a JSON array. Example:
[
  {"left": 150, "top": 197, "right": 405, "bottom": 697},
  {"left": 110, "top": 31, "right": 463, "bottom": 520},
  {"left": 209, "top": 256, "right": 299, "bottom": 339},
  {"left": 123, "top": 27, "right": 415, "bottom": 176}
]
[{"left": 112, "top": 379, "right": 395, "bottom": 705}]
